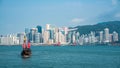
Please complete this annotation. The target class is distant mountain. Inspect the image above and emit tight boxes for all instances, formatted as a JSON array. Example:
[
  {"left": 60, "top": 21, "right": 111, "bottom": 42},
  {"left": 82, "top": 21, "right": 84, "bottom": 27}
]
[{"left": 75, "top": 21, "right": 120, "bottom": 41}]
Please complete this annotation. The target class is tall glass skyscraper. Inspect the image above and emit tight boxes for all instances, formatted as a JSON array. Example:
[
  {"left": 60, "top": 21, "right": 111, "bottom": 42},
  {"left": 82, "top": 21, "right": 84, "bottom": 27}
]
[
  {"left": 30, "top": 28, "right": 38, "bottom": 43},
  {"left": 49, "top": 30, "right": 54, "bottom": 39},
  {"left": 37, "top": 25, "right": 42, "bottom": 33},
  {"left": 25, "top": 28, "right": 30, "bottom": 34},
  {"left": 25, "top": 28, "right": 30, "bottom": 41}
]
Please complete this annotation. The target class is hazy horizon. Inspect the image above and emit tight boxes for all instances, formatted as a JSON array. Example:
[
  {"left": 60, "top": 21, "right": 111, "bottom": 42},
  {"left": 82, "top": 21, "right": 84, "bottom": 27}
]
[{"left": 0, "top": 0, "right": 120, "bottom": 35}]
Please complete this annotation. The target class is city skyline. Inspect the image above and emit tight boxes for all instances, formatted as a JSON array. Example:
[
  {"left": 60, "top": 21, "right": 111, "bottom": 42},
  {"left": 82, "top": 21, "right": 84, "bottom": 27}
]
[
  {"left": 0, "top": 0, "right": 120, "bottom": 35},
  {"left": 0, "top": 24, "right": 119, "bottom": 45}
]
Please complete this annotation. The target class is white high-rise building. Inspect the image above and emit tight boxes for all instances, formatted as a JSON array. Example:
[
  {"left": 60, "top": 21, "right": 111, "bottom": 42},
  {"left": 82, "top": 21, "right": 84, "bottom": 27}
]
[
  {"left": 62, "top": 27, "right": 68, "bottom": 35},
  {"left": 17, "top": 33, "right": 25, "bottom": 44},
  {"left": 99, "top": 31, "right": 103, "bottom": 43},
  {"left": 39, "top": 33, "right": 43, "bottom": 43},
  {"left": 88, "top": 34, "right": 92, "bottom": 43},
  {"left": 76, "top": 32, "right": 80, "bottom": 39},
  {"left": 113, "top": 31, "right": 119, "bottom": 42},
  {"left": 55, "top": 32, "right": 59, "bottom": 43},
  {"left": 104, "top": 28, "right": 110, "bottom": 43},
  {"left": 43, "top": 30, "right": 49, "bottom": 44},
  {"left": 35, "top": 33, "right": 40, "bottom": 43},
  {"left": 72, "top": 33, "right": 76, "bottom": 43},
  {"left": 75, "top": 32, "right": 80, "bottom": 44},
  {"left": 59, "top": 31, "right": 65, "bottom": 44},
  {"left": 12, "top": 35, "right": 19, "bottom": 45},
  {"left": 90, "top": 31, "right": 96, "bottom": 43},
  {"left": 62, "top": 27, "right": 68, "bottom": 44},
  {"left": 84, "top": 37, "right": 89, "bottom": 43},
  {"left": 79, "top": 37, "right": 84, "bottom": 45},
  {"left": 46, "top": 24, "right": 51, "bottom": 30},
  {"left": 0, "top": 37, "right": 8, "bottom": 45}
]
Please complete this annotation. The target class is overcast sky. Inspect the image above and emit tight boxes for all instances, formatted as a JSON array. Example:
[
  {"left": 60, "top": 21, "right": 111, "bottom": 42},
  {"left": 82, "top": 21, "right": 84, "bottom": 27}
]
[{"left": 0, "top": 0, "right": 120, "bottom": 35}]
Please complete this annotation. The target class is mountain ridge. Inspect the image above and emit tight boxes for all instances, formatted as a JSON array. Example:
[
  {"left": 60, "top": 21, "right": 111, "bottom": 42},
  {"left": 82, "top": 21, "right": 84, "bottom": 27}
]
[{"left": 75, "top": 21, "right": 120, "bottom": 41}]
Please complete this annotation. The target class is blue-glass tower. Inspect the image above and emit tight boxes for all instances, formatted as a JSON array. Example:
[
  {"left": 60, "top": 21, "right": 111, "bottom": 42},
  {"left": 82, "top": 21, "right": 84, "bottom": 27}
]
[
  {"left": 49, "top": 30, "right": 54, "bottom": 39},
  {"left": 36, "top": 25, "right": 42, "bottom": 33},
  {"left": 25, "top": 28, "right": 30, "bottom": 42}
]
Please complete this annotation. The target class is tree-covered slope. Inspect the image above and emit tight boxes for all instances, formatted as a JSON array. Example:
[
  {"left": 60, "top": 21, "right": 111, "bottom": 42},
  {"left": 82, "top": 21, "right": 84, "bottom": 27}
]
[{"left": 75, "top": 21, "right": 120, "bottom": 40}]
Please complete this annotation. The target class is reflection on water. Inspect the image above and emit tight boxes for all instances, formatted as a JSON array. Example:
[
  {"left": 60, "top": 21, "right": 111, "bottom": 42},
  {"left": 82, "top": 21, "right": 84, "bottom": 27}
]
[{"left": 0, "top": 45, "right": 120, "bottom": 68}]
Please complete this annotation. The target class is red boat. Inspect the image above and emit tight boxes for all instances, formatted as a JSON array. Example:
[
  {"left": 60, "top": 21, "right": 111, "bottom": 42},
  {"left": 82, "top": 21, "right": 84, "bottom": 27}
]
[{"left": 21, "top": 36, "right": 31, "bottom": 58}]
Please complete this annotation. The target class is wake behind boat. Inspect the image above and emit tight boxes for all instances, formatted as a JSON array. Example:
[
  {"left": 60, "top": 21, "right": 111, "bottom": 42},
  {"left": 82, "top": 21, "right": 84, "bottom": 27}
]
[{"left": 21, "top": 36, "right": 31, "bottom": 58}]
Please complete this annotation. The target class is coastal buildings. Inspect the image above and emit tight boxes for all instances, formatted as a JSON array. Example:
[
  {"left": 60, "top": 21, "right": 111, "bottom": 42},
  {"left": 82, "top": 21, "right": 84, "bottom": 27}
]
[
  {"left": 0, "top": 34, "right": 19, "bottom": 45},
  {"left": 0, "top": 24, "right": 119, "bottom": 45}
]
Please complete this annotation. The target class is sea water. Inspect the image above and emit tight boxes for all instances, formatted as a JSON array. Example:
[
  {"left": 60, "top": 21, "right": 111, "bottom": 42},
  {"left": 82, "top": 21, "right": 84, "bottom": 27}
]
[{"left": 0, "top": 45, "right": 120, "bottom": 68}]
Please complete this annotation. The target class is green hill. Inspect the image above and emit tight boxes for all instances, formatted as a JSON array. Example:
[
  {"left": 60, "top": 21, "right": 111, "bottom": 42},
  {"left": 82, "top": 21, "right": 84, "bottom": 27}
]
[{"left": 75, "top": 21, "right": 120, "bottom": 41}]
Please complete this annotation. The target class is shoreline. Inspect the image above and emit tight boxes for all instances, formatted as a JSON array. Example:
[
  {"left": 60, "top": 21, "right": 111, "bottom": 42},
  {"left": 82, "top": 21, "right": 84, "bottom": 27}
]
[{"left": 0, "top": 44, "right": 120, "bottom": 46}]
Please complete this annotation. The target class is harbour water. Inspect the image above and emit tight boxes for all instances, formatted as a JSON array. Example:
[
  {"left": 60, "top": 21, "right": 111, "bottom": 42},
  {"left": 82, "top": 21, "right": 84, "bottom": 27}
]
[{"left": 0, "top": 45, "right": 120, "bottom": 68}]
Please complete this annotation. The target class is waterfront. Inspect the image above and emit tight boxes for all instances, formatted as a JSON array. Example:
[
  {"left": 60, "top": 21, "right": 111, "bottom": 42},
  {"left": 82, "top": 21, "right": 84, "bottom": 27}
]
[{"left": 0, "top": 45, "right": 120, "bottom": 68}]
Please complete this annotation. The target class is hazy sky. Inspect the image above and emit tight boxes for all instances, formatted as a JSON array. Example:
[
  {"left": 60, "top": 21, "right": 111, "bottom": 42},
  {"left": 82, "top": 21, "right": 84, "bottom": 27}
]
[{"left": 0, "top": 0, "right": 120, "bottom": 35}]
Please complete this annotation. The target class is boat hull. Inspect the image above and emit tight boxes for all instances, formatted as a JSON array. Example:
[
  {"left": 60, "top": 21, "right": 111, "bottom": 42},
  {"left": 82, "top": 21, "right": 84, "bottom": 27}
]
[{"left": 21, "top": 48, "right": 31, "bottom": 58}]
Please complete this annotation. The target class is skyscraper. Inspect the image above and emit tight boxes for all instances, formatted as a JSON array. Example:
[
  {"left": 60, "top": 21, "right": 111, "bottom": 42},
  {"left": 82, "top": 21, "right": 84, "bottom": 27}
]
[
  {"left": 39, "top": 33, "right": 43, "bottom": 43},
  {"left": 88, "top": 34, "right": 92, "bottom": 43},
  {"left": 104, "top": 28, "right": 109, "bottom": 43},
  {"left": 58, "top": 30, "right": 65, "bottom": 44},
  {"left": 67, "top": 31, "right": 72, "bottom": 44},
  {"left": 35, "top": 33, "right": 40, "bottom": 43},
  {"left": 109, "top": 34, "right": 113, "bottom": 42},
  {"left": 46, "top": 24, "right": 51, "bottom": 30},
  {"left": 29, "top": 28, "right": 38, "bottom": 43},
  {"left": 113, "top": 31, "right": 119, "bottom": 42},
  {"left": 37, "top": 25, "right": 42, "bottom": 33},
  {"left": 48, "top": 30, "right": 54, "bottom": 44},
  {"left": 25, "top": 28, "right": 30, "bottom": 34},
  {"left": 55, "top": 32, "right": 59, "bottom": 43},
  {"left": 72, "top": 32, "right": 76, "bottom": 44},
  {"left": 43, "top": 30, "right": 50, "bottom": 44},
  {"left": 90, "top": 31, "right": 96, "bottom": 43},
  {"left": 17, "top": 33, "right": 25, "bottom": 44},
  {"left": 99, "top": 31, "right": 103, "bottom": 43},
  {"left": 49, "top": 30, "right": 54, "bottom": 39},
  {"left": 25, "top": 28, "right": 30, "bottom": 41}
]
